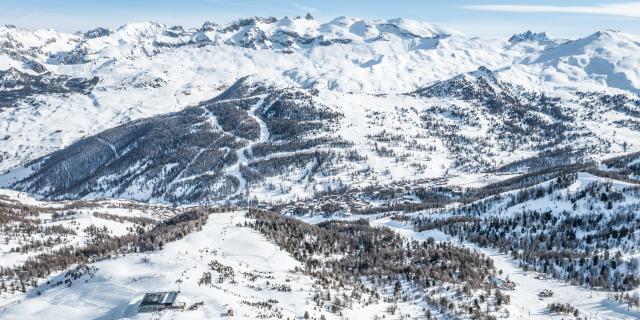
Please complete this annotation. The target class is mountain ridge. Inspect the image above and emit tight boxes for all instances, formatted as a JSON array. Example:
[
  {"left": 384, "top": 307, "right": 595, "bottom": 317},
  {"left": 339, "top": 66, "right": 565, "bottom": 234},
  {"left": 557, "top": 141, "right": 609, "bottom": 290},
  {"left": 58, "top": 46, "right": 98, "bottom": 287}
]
[
  {"left": 0, "top": 16, "right": 640, "bottom": 205},
  {"left": 2, "top": 15, "right": 640, "bottom": 320}
]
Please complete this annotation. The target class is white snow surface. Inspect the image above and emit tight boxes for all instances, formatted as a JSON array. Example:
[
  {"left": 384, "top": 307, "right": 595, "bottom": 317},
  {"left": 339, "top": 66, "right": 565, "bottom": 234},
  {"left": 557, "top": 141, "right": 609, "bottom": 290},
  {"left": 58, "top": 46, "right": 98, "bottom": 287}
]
[
  {"left": 3, "top": 173, "right": 640, "bottom": 319},
  {"left": 0, "top": 212, "right": 325, "bottom": 319},
  {"left": 0, "top": 211, "right": 439, "bottom": 320},
  {"left": 0, "top": 17, "right": 639, "bottom": 176}
]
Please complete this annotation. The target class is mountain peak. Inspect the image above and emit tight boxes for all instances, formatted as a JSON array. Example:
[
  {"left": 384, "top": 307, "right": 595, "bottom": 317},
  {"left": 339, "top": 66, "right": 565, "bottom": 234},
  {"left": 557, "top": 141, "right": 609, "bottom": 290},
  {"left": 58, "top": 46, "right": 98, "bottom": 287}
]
[
  {"left": 385, "top": 18, "right": 459, "bottom": 38},
  {"left": 572, "top": 29, "right": 639, "bottom": 46},
  {"left": 84, "top": 27, "right": 112, "bottom": 39},
  {"left": 587, "top": 29, "right": 637, "bottom": 43},
  {"left": 201, "top": 20, "right": 219, "bottom": 31},
  {"left": 594, "top": 29, "right": 621, "bottom": 37},
  {"left": 508, "top": 30, "right": 550, "bottom": 43},
  {"left": 412, "top": 66, "right": 509, "bottom": 101},
  {"left": 225, "top": 16, "right": 278, "bottom": 29},
  {"left": 470, "top": 66, "right": 495, "bottom": 79},
  {"left": 0, "top": 67, "right": 23, "bottom": 79},
  {"left": 115, "top": 21, "right": 165, "bottom": 36}
]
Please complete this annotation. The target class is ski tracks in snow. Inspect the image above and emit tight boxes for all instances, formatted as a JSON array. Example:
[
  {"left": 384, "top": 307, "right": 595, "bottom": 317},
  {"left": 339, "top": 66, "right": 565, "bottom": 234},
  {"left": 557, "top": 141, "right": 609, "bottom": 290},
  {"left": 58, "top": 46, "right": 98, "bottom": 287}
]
[
  {"left": 96, "top": 136, "right": 119, "bottom": 158},
  {"left": 224, "top": 96, "right": 269, "bottom": 198}
]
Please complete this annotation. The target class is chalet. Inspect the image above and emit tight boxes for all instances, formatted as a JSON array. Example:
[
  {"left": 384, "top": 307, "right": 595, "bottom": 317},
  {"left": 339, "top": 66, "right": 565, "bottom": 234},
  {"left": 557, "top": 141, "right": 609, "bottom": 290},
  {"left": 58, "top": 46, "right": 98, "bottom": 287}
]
[
  {"left": 138, "top": 291, "right": 183, "bottom": 313},
  {"left": 492, "top": 277, "right": 517, "bottom": 290}
]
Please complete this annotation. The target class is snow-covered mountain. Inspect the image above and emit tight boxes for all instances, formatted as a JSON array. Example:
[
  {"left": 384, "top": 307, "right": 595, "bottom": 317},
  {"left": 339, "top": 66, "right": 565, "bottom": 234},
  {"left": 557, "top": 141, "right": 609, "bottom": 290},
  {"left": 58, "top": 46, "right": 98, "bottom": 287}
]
[
  {"left": 2, "top": 15, "right": 640, "bottom": 320},
  {"left": 2, "top": 67, "right": 639, "bottom": 205},
  {"left": 0, "top": 16, "right": 456, "bottom": 66},
  {"left": 508, "top": 30, "right": 551, "bottom": 44},
  {"left": 527, "top": 30, "right": 640, "bottom": 94},
  {"left": 0, "top": 16, "right": 639, "bottom": 205}
]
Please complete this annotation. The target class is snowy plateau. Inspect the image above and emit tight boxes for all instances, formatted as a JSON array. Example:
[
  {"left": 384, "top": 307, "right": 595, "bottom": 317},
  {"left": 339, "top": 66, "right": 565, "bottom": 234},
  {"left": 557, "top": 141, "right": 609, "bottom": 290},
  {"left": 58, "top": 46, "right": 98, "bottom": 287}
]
[{"left": 0, "top": 15, "right": 640, "bottom": 320}]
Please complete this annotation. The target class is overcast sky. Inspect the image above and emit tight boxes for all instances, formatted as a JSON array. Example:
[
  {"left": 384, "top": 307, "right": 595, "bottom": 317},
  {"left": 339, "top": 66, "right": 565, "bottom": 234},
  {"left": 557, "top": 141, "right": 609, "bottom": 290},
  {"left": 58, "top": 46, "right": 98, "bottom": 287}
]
[{"left": 1, "top": 0, "right": 639, "bottom": 38}]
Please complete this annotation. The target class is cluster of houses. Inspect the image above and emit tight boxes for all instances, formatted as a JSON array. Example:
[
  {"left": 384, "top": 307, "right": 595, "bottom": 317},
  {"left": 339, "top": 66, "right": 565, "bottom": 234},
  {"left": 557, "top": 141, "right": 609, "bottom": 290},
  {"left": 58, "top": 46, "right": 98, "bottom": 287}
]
[{"left": 493, "top": 277, "right": 517, "bottom": 291}]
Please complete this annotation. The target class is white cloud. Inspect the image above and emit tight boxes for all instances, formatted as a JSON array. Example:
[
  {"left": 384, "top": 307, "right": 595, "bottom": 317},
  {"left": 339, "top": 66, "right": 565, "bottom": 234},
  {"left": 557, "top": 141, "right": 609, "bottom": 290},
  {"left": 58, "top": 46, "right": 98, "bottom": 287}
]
[{"left": 462, "top": 2, "right": 640, "bottom": 18}]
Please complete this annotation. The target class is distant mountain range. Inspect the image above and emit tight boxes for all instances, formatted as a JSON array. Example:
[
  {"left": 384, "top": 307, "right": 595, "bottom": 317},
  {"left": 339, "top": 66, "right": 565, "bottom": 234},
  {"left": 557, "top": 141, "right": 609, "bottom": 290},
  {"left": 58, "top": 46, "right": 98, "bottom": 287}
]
[
  {"left": 2, "top": 16, "right": 640, "bottom": 320},
  {"left": 0, "top": 16, "right": 639, "bottom": 205}
]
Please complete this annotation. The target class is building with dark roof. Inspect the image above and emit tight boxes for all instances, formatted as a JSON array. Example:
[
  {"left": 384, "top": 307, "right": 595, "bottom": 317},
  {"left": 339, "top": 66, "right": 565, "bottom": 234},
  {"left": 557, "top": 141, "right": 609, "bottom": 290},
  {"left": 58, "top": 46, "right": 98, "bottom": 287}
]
[{"left": 138, "top": 291, "right": 179, "bottom": 313}]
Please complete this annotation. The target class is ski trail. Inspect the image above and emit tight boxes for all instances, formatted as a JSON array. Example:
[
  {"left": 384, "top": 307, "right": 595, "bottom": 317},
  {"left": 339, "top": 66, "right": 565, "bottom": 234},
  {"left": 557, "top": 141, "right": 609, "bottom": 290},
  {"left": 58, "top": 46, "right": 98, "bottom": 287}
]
[
  {"left": 96, "top": 136, "right": 118, "bottom": 158},
  {"left": 210, "top": 95, "right": 266, "bottom": 105},
  {"left": 163, "top": 94, "right": 271, "bottom": 200},
  {"left": 254, "top": 101, "right": 270, "bottom": 142},
  {"left": 224, "top": 96, "right": 268, "bottom": 198},
  {"left": 161, "top": 134, "right": 227, "bottom": 200},
  {"left": 169, "top": 149, "right": 206, "bottom": 183}
]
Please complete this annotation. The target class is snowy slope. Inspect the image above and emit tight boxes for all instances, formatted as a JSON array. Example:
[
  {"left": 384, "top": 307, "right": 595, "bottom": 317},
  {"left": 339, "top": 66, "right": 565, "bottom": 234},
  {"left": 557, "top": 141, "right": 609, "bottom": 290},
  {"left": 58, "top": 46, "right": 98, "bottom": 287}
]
[
  {"left": 307, "top": 172, "right": 640, "bottom": 319},
  {"left": 3, "top": 66, "right": 640, "bottom": 205},
  {"left": 2, "top": 175, "right": 640, "bottom": 319},
  {"left": 1, "top": 17, "right": 639, "bottom": 186},
  {"left": 369, "top": 219, "right": 640, "bottom": 320},
  {"left": 0, "top": 210, "right": 495, "bottom": 320},
  {"left": 407, "top": 172, "right": 640, "bottom": 318},
  {"left": 2, "top": 15, "right": 640, "bottom": 320},
  {"left": 0, "top": 212, "right": 336, "bottom": 320}
]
